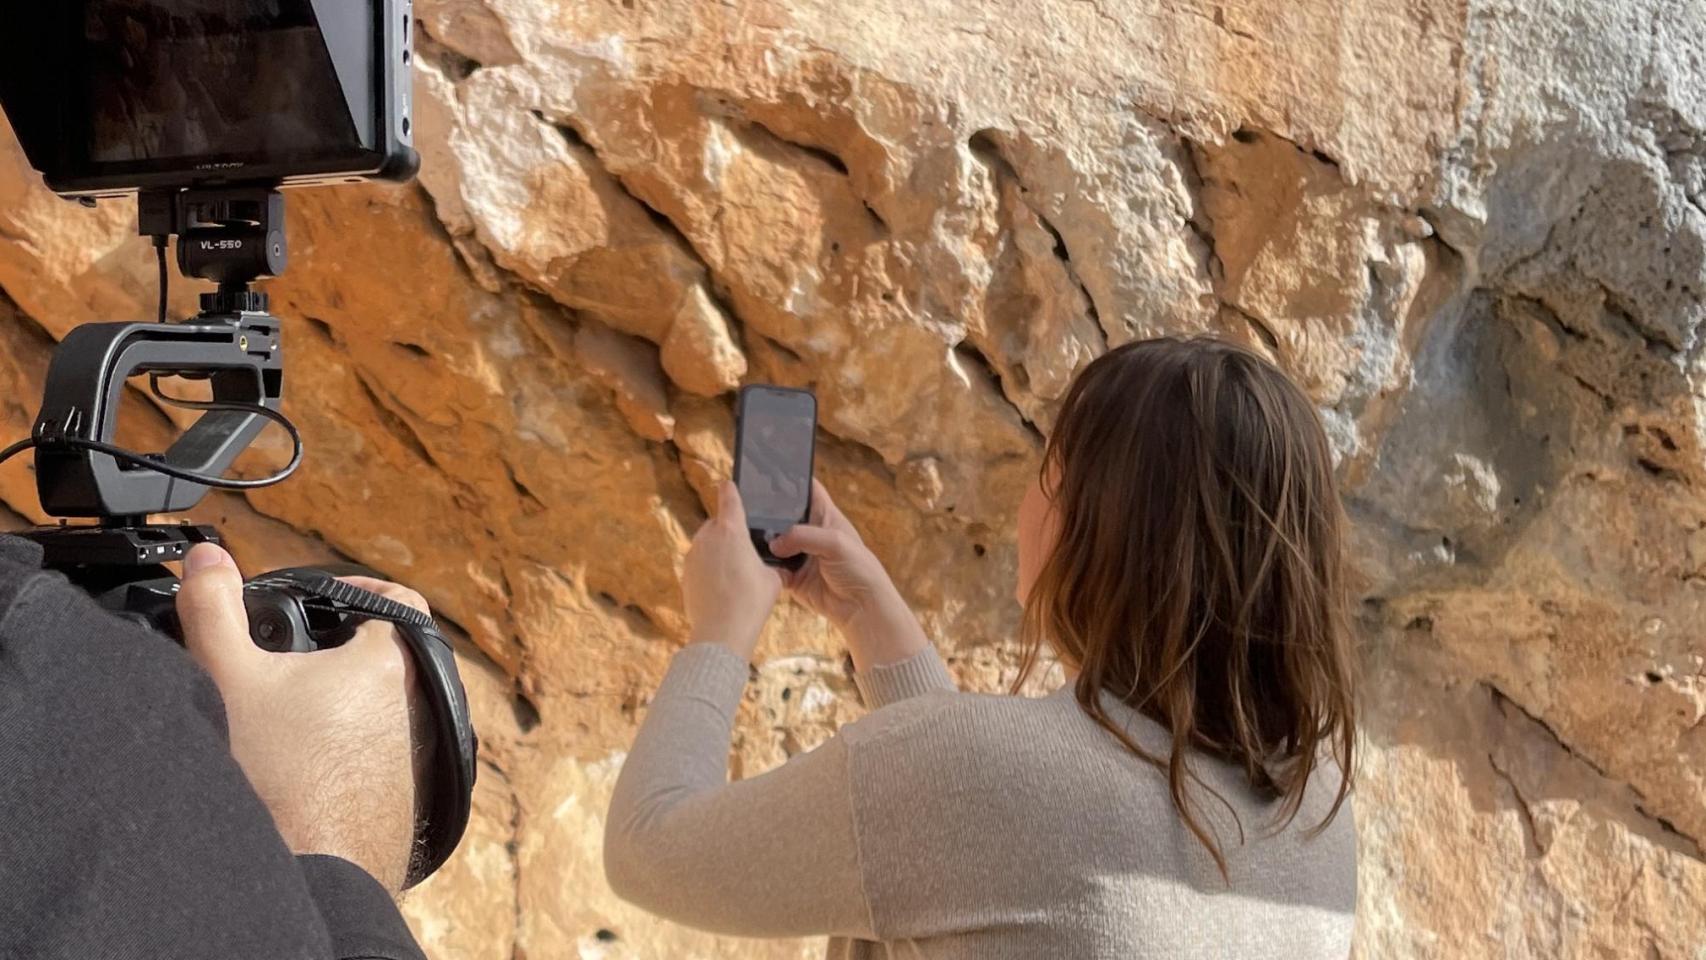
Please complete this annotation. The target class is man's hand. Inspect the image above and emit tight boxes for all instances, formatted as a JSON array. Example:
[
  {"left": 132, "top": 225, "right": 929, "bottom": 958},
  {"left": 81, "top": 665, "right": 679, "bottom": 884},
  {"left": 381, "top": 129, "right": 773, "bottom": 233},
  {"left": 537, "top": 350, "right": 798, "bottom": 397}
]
[{"left": 175, "top": 544, "right": 426, "bottom": 893}]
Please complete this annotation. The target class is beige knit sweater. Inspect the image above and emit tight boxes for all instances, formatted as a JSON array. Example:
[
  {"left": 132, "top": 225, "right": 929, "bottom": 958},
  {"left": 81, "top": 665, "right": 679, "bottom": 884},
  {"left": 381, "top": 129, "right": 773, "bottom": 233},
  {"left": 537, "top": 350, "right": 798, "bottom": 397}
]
[{"left": 605, "top": 644, "right": 1357, "bottom": 959}]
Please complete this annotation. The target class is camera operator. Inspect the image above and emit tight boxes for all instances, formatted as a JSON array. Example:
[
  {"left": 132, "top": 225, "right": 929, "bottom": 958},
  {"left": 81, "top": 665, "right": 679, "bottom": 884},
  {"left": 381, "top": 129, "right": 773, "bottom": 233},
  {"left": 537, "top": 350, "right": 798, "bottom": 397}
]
[{"left": 0, "top": 539, "right": 431, "bottom": 959}]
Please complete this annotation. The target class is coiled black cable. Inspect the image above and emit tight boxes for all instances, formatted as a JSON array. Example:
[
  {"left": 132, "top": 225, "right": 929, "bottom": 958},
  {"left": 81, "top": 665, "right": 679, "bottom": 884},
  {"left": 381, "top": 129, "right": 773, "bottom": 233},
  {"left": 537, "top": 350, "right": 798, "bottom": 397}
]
[{"left": 0, "top": 376, "right": 302, "bottom": 490}]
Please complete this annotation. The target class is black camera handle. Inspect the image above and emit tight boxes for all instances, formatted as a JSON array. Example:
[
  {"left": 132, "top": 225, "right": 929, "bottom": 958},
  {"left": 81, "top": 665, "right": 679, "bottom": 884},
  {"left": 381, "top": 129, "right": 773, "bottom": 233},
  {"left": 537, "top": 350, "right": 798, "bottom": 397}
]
[
  {"left": 6, "top": 187, "right": 297, "bottom": 522},
  {"left": 30, "top": 314, "right": 286, "bottom": 518}
]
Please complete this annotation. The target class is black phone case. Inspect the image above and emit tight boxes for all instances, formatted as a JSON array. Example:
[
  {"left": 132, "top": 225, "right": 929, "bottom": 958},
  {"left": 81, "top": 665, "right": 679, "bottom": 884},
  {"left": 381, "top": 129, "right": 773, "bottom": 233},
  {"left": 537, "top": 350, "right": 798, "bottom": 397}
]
[{"left": 733, "top": 384, "right": 816, "bottom": 572}]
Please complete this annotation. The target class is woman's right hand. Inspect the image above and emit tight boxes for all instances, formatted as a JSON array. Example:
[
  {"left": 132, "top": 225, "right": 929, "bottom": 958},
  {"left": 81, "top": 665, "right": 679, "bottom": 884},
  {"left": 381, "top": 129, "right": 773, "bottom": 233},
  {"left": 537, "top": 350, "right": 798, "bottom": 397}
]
[{"left": 770, "top": 480, "right": 930, "bottom": 672}]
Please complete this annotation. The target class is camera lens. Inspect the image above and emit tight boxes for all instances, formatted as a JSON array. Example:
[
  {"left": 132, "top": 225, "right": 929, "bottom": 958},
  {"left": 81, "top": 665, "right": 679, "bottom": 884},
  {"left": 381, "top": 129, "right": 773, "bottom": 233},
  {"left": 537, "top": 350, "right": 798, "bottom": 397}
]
[{"left": 248, "top": 604, "right": 297, "bottom": 652}]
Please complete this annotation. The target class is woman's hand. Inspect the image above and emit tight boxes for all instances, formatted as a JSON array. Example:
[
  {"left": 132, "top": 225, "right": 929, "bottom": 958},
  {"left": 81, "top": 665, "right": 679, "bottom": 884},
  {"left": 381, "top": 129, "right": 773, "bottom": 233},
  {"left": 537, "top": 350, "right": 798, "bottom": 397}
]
[
  {"left": 770, "top": 480, "right": 929, "bottom": 672},
  {"left": 682, "top": 481, "right": 783, "bottom": 660}
]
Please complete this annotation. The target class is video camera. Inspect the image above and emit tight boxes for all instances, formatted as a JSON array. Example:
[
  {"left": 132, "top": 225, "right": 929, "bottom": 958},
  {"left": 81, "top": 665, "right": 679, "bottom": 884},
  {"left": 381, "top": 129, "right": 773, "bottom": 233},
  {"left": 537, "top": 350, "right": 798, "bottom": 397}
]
[{"left": 0, "top": 0, "right": 474, "bottom": 886}]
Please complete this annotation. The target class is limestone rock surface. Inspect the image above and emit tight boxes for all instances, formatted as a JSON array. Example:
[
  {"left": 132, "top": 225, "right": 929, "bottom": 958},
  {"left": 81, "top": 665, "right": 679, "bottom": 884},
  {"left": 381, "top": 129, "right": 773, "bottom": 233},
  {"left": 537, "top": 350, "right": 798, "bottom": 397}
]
[{"left": 3, "top": 1, "right": 1705, "bottom": 956}]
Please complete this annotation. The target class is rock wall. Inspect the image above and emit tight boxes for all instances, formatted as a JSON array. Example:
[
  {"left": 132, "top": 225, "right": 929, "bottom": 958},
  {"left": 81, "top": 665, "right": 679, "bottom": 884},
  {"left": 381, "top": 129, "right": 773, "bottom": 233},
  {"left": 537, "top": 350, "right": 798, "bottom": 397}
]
[{"left": 2, "top": 0, "right": 1704, "bottom": 956}]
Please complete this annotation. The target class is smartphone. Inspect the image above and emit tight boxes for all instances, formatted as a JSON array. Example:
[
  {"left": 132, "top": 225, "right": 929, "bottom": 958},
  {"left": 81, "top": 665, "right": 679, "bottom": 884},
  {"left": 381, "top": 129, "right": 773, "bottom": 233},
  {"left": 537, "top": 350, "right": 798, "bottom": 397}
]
[{"left": 733, "top": 385, "right": 817, "bottom": 571}]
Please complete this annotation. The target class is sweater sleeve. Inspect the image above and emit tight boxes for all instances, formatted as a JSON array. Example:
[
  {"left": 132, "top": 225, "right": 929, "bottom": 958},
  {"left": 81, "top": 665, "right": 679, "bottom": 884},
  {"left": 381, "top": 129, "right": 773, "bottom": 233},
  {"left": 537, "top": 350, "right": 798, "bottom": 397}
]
[
  {"left": 299, "top": 855, "right": 429, "bottom": 959},
  {"left": 603, "top": 644, "right": 878, "bottom": 940},
  {"left": 853, "top": 646, "right": 957, "bottom": 709}
]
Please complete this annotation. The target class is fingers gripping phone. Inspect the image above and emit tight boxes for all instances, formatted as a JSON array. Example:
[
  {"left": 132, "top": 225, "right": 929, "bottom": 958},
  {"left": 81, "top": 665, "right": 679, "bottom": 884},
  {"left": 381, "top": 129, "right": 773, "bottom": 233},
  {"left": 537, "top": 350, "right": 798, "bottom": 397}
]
[{"left": 734, "top": 385, "right": 817, "bottom": 571}]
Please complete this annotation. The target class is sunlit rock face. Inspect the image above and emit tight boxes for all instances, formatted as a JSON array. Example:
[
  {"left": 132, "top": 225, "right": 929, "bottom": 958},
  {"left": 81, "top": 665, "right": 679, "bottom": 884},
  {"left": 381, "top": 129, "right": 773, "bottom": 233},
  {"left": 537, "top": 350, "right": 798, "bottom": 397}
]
[{"left": 2, "top": 1, "right": 1704, "bottom": 956}]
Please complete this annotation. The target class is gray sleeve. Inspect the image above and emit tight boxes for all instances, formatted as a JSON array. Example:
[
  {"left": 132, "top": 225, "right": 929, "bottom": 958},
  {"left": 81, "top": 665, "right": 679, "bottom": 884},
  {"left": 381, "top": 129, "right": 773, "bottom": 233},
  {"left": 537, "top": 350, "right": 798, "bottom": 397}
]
[
  {"left": 853, "top": 646, "right": 957, "bottom": 708},
  {"left": 603, "top": 644, "right": 878, "bottom": 940}
]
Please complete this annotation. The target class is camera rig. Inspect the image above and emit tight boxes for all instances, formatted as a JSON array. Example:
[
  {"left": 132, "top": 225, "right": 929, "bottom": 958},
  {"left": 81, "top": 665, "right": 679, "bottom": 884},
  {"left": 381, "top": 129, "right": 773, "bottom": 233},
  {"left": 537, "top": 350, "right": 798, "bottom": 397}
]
[
  {"left": 21, "top": 186, "right": 291, "bottom": 560},
  {"left": 0, "top": 186, "right": 476, "bottom": 887},
  {"left": 0, "top": 0, "right": 474, "bottom": 886}
]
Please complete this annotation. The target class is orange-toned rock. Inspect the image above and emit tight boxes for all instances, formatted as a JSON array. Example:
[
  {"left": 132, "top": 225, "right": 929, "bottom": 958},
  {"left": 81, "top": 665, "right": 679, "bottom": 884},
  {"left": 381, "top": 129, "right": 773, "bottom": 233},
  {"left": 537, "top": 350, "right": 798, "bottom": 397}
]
[{"left": 2, "top": 0, "right": 1705, "bottom": 956}]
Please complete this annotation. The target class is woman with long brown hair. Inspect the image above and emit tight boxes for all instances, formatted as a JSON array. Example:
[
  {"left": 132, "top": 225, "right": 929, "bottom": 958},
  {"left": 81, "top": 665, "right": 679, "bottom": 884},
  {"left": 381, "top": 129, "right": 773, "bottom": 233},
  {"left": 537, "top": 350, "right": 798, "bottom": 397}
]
[{"left": 605, "top": 337, "right": 1359, "bottom": 958}]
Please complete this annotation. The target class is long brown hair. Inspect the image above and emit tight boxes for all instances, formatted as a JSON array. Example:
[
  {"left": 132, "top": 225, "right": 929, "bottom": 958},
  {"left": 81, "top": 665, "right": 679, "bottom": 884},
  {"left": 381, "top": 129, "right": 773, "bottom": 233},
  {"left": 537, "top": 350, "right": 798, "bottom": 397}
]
[{"left": 1017, "top": 336, "right": 1357, "bottom": 879}]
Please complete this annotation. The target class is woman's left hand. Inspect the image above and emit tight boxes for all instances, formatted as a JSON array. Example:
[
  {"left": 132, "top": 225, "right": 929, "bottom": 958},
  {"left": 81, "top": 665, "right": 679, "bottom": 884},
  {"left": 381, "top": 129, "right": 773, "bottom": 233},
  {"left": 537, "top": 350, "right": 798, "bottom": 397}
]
[{"left": 681, "top": 480, "right": 783, "bottom": 659}]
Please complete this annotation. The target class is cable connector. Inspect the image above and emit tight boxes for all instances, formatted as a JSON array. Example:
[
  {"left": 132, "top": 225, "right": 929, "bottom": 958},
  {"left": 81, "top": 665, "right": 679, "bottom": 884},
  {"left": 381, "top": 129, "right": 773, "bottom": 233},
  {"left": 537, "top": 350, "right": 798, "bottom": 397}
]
[{"left": 32, "top": 408, "right": 81, "bottom": 446}]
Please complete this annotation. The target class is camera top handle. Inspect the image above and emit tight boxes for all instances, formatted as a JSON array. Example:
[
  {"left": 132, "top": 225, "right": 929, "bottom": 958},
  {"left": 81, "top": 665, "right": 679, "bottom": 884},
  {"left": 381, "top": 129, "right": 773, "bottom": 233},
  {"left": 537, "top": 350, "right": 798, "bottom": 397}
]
[
  {"left": 29, "top": 187, "right": 292, "bottom": 522},
  {"left": 33, "top": 315, "right": 283, "bottom": 519}
]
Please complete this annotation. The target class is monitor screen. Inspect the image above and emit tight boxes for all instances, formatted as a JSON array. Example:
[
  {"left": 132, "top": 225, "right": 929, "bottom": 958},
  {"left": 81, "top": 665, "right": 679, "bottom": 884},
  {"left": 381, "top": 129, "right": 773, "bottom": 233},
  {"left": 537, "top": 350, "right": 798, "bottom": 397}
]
[
  {"left": 0, "top": 0, "right": 414, "bottom": 194},
  {"left": 81, "top": 0, "right": 366, "bottom": 166}
]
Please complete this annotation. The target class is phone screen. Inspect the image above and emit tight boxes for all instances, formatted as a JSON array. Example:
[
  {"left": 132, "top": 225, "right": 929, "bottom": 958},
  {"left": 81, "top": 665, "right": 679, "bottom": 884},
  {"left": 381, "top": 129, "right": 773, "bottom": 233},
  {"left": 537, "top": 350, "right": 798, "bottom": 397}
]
[{"left": 736, "top": 387, "right": 816, "bottom": 532}]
